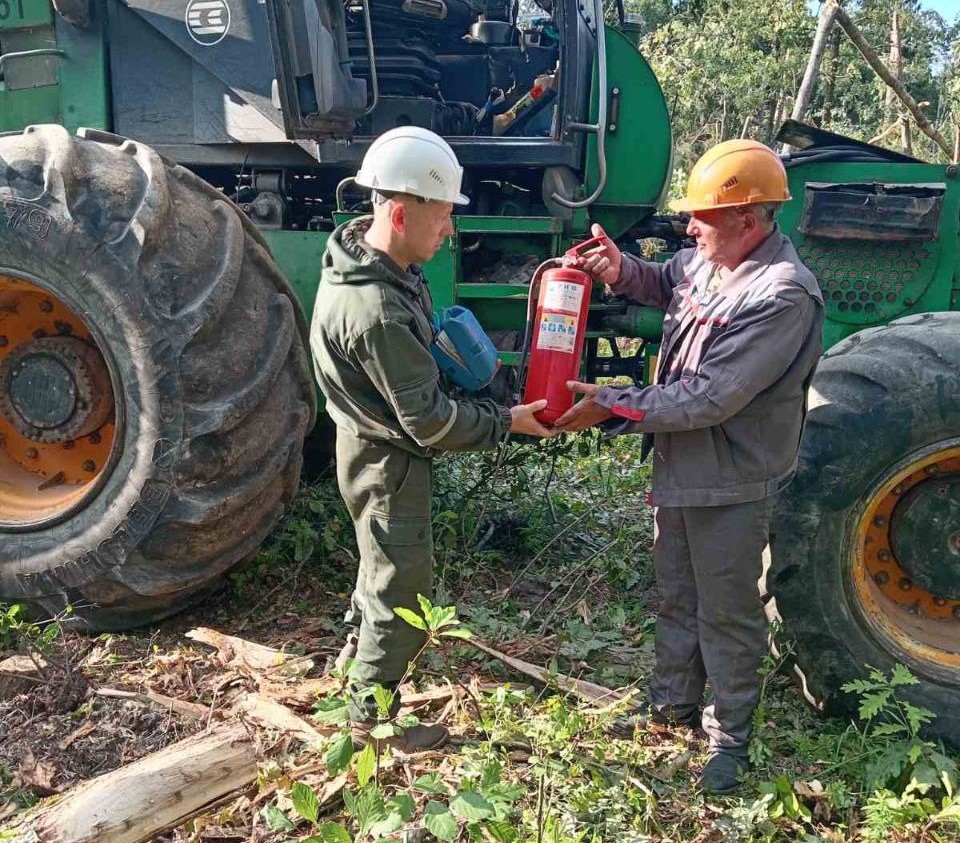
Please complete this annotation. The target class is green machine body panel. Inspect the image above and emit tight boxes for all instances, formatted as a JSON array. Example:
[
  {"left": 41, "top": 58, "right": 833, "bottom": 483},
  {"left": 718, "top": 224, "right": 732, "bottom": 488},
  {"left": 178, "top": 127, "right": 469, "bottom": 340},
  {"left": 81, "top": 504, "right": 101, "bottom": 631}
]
[
  {"left": 0, "top": 0, "right": 108, "bottom": 133},
  {"left": 779, "top": 162, "right": 960, "bottom": 350},
  {"left": 584, "top": 26, "right": 672, "bottom": 238}
]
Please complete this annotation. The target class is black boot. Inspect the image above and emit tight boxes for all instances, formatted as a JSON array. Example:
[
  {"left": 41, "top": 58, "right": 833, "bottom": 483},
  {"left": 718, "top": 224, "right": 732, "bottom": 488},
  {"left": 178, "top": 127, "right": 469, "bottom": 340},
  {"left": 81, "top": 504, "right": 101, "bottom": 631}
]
[{"left": 699, "top": 750, "right": 749, "bottom": 794}]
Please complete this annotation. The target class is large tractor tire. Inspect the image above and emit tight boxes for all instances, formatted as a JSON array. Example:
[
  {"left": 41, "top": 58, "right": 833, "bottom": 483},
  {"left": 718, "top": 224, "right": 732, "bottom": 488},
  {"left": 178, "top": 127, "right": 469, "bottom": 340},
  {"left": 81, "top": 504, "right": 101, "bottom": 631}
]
[
  {"left": 0, "top": 125, "right": 316, "bottom": 630},
  {"left": 770, "top": 312, "right": 960, "bottom": 743}
]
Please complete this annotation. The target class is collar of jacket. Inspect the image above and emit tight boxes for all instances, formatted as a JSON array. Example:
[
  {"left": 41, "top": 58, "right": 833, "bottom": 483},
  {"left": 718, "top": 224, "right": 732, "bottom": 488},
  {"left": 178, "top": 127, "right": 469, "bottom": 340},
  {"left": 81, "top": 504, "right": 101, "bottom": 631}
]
[
  {"left": 324, "top": 215, "right": 425, "bottom": 298},
  {"left": 711, "top": 225, "right": 822, "bottom": 303}
]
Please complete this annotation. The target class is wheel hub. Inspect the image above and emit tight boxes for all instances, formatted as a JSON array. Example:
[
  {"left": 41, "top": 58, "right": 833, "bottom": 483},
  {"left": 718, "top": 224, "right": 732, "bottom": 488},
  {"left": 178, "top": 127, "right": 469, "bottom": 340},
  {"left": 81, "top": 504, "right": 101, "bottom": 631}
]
[
  {"left": 891, "top": 475, "right": 960, "bottom": 600},
  {"left": 0, "top": 337, "right": 114, "bottom": 443},
  {"left": 0, "top": 273, "right": 118, "bottom": 530}
]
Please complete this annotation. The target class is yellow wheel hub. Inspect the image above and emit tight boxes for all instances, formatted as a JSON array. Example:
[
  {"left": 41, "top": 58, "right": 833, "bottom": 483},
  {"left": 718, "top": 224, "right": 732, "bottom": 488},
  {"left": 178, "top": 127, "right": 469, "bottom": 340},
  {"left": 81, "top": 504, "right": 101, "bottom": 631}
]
[
  {"left": 0, "top": 274, "right": 117, "bottom": 529},
  {"left": 854, "top": 446, "right": 960, "bottom": 670}
]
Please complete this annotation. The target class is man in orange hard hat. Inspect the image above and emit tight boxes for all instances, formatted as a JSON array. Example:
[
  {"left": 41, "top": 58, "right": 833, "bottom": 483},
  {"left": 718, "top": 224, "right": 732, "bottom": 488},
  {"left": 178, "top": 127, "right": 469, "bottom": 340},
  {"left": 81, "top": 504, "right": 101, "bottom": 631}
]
[{"left": 556, "top": 140, "right": 824, "bottom": 793}]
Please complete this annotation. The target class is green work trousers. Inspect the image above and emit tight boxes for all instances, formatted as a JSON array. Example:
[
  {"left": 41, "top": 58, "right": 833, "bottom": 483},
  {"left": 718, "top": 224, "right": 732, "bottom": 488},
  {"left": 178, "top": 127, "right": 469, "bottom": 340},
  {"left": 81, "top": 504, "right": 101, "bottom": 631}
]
[{"left": 336, "top": 430, "right": 434, "bottom": 689}]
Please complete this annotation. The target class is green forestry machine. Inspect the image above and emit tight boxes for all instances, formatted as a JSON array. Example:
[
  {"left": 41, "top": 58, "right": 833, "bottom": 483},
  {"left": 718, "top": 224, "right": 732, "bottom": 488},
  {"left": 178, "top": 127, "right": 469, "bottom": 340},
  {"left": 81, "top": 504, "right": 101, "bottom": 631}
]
[{"left": 3, "top": 0, "right": 960, "bottom": 740}]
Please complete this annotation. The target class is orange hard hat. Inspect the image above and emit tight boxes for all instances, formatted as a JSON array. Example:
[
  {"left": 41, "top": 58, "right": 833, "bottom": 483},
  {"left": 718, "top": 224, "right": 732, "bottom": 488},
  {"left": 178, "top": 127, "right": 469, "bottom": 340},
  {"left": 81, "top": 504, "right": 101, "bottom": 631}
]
[{"left": 668, "top": 139, "right": 791, "bottom": 213}]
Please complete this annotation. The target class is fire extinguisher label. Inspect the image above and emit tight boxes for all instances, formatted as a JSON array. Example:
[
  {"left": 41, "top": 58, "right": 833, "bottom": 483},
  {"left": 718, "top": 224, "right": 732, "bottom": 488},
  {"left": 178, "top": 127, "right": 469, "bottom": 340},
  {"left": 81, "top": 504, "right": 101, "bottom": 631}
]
[
  {"left": 536, "top": 313, "right": 578, "bottom": 353},
  {"left": 542, "top": 281, "right": 585, "bottom": 314}
]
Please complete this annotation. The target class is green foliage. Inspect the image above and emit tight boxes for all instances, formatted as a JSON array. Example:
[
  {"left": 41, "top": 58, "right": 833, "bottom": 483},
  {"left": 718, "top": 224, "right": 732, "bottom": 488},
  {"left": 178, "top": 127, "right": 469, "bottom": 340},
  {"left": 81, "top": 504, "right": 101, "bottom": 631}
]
[
  {"left": 635, "top": 0, "right": 959, "bottom": 180},
  {"left": 0, "top": 602, "right": 64, "bottom": 656}
]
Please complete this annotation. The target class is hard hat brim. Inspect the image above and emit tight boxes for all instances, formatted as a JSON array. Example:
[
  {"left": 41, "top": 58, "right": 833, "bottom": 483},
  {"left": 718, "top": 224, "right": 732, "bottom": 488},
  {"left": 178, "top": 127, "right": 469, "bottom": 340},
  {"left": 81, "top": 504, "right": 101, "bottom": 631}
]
[
  {"left": 668, "top": 194, "right": 792, "bottom": 214},
  {"left": 454, "top": 192, "right": 470, "bottom": 206}
]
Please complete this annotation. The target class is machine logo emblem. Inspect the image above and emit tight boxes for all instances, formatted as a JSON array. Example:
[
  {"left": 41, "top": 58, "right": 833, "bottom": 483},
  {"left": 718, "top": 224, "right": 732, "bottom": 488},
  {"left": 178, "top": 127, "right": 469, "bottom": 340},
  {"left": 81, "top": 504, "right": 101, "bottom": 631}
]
[{"left": 185, "top": 0, "right": 231, "bottom": 46}]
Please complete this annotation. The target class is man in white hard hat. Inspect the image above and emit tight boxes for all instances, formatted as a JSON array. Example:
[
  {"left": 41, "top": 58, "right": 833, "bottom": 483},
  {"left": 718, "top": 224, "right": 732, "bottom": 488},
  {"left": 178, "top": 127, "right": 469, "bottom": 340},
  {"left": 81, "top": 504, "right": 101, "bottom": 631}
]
[{"left": 311, "top": 126, "right": 554, "bottom": 750}]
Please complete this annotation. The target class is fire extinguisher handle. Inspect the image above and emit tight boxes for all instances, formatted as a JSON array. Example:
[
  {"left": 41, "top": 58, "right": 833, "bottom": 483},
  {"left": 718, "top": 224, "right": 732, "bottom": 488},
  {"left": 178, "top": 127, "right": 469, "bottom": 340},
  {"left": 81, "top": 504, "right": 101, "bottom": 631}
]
[{"left": 564, "top": 234, "right": 608, "bottom": 259}]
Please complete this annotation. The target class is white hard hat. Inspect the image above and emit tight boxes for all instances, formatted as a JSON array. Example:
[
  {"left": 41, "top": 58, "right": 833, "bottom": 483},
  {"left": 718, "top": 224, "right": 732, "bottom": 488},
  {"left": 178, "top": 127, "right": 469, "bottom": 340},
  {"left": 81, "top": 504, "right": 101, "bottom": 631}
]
[{"left": 355, "top": 126, "right": 469, "bottom": 205}]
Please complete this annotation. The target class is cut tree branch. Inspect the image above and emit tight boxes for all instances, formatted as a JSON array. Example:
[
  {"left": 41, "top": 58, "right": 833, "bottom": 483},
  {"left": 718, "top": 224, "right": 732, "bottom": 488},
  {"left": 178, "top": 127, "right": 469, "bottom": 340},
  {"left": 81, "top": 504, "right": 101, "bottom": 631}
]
[{"left": 833, "top": 1, "right": 951, "bottom": 159}]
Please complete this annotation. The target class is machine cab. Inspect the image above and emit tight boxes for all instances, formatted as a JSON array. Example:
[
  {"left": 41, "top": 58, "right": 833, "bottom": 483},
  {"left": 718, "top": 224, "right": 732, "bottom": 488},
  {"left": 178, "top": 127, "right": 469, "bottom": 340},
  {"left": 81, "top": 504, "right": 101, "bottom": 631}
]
[{"left": 262, "top": 0, "right": 602, "bottom": 184}]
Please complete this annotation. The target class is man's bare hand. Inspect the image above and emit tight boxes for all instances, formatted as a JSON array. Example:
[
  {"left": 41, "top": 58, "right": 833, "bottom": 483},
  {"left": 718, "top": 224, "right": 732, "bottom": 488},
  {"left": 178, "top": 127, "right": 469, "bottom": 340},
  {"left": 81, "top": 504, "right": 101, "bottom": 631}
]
[
  {"left": 509, "top": 399, "right": 558, "bottom": 438},
  {"left": 564, "top": 223, "right": 622, "bottom": 286},
  {"left": 554, "top": 381, "right": 613, "bottom": 431}
]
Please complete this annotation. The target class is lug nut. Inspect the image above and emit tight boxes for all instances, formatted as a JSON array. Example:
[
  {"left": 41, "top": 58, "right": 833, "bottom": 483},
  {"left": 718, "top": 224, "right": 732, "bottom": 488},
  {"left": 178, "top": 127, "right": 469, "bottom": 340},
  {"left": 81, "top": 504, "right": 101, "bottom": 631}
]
[
  {"left": 39, "top": 300, "right": 53, "bottom": 313},
  {"left": 63, "top": 440, "right": 75, "bottom": 450},
  {"left": 874, "top": 570, "right": 890, "bottom": 585},
  {"left": 88, "top": 431, "right": 101, "bottom": 445},
  {"left": 892, "top": 485, "right": 903, "bottom": 495},
  {"left": 26, "top": 447, "right": 38, "bottom": 459},
  {"left": 926, "top": 464, "right": 940, "bottom": 475},
  {"left": 873, "top": 515, "right": 887, "bottom": 528},
  {"left": 899, "top": 577, "right": 912, "bottom": 591},
  {"left": 878, "top": 549, "right": 892, "bottom": 562},
  {"left": 82, "top": 460, "right": 96, "bottom": 472},
  {"left": 32, "top": 328, "right": 46, "bottom": 339},
  {"left": 953, "top": 606, "right": 960, "bottom": 620},
  {"left": 935, "top": 597, "right": 947, "bottom": 606}
]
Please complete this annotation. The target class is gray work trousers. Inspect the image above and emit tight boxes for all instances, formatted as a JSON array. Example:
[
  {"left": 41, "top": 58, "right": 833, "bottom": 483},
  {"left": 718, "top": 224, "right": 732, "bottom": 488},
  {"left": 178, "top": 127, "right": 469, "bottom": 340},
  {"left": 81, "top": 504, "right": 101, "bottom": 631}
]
[
  {"left": 649, "top": 498, "right": 774, "bottom": 751},
  {"left": 336, "top": 431, "right": 434, "bottom": 689}
]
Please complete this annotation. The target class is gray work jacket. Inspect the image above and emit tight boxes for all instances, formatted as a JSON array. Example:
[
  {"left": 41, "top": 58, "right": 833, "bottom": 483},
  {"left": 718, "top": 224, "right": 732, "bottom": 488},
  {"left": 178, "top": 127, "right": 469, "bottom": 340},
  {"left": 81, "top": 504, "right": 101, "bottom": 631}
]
[{"left": 594, "top": 229, "right": 824, "bottom": 507}]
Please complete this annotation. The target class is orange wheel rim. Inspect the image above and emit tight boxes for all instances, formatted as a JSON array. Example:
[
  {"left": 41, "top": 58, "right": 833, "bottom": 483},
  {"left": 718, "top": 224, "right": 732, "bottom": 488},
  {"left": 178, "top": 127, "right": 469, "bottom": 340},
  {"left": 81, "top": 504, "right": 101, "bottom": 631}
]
[
  {"left": 853, "top": 445, "right": 960, "bottom": 672},
  {"left": 0, "top": 273, "right": 118, "bottom": 529}
]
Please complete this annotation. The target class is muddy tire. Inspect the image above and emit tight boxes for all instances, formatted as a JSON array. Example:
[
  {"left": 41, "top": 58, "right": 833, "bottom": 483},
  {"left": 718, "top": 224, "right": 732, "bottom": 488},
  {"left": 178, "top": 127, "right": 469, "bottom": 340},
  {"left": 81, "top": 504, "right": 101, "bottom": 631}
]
[
  {"left": 0, "top": 125, "right": 316, "bottom": 630},
  {"left": 770, "top": 313, "right": 960, "bottom": 744}
]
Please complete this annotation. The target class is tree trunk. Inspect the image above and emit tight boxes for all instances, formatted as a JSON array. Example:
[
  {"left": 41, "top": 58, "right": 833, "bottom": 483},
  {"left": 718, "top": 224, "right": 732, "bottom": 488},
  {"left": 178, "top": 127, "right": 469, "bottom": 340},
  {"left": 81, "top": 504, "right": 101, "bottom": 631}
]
[
  {"left": 790, "top": 0, "right": 840, "bottom": 125},
  {"left": 5, "top": 722, "right": 257, "bottom": 843},
  {"left": 901, "top": 117, "right": 913, "bottom": 155},
  {"left": 834, "top": 3, "right": 952, "bottom": 159},
  {"left": 885, "top": 6, "right": 902, "bottom": 124},
  {"left": 821, "top": 29, "right": 841, "bottom": 127}
]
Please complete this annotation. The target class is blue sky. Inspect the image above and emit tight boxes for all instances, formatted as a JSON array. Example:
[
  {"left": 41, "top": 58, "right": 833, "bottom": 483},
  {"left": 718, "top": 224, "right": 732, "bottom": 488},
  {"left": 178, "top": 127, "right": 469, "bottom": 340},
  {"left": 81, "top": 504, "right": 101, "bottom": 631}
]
[{"left": 923, "top": 0, "right": 959, "bottom": 19}]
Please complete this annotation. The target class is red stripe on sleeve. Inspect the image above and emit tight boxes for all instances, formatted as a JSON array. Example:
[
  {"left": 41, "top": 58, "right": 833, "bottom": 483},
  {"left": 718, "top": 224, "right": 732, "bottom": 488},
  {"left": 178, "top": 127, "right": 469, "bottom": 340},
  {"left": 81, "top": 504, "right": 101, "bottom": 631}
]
[{"left": 611, "top": 404, "right": 646, "bottom": 422}]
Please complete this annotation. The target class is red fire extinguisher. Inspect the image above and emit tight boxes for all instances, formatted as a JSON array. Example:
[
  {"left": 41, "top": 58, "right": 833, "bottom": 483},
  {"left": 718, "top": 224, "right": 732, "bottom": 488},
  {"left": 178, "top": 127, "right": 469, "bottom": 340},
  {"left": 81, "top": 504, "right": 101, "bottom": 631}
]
[{"left": 521, "top": 236, "right": 603, "bottom": 425}]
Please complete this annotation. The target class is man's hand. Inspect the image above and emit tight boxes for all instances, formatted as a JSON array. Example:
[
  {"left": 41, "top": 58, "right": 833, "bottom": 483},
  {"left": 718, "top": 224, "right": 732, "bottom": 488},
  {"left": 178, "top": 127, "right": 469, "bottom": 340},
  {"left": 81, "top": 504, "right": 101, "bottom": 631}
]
[
  {"left": 554, "top": 381, "right": 613, "bottom": 431},
  {"left": 564, "top": 223, "right": 622, "bottom": 286},
  {"left": 509, "top": 399, "right": 558, "bottom": 438}
]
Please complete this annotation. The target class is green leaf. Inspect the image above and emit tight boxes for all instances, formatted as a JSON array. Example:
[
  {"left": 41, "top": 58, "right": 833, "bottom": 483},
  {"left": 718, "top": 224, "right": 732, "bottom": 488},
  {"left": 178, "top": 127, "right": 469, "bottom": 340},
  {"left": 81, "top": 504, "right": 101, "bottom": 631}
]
[
  {"left": 315, "top": 824, "right": 353, "bottom": 843},
  {"left": 891, "top": 664, "right": 919, "bottom": 686},
  {"left": 292, "top": 781, "right": 320, "bottom": 824},
  {"left": 348, "top": 785, "right": 388, "bottom": 835},
  {"left": 859, "top": 690, "right": 891, "bottom": 721},
  {"left": 424, "top": 802, "right": 459, "bottom": 841},
  {"left": 483, "top": 820, "right": 519, "bottom": 842},
  {"left": 261, "top": 804, "right": 295, "bottom": 832},
  {"left": 325, "top": 731, "right": 355, "bottom": 775},
  {"left": 905, "top": 704, "right": 936, "bottom": 736},
  {"left": 440, "top": 627, "right": 474, "bottom": 640},
  {"left": 414, "top": 773, "right": 449, "bottom": 794},
  {"left": 372, "top": 685, "right": 396, "bottom": 716},
  {"left": 394, "top": 607, "right": 427, "bottom": 631},
  {"left": 450, "top": 791, "right": 496, "bottom": 821},
  {"left": 369, "top": 811, "right": 403, "bottom": 838},
  {"left": 370, "top": 723, "right": 399, "bottom": 740},
  {"left": 355, "top": 743, "right": 377, "bottom": 787},
  {"left": 388, "top": 791, "right": 415, "bottom": 821},
  {"left": 314, "top": 698, "right": 351, "bottom": 725},
  {"left": 416, "top": 593, "right": 434, "bottom": 621},
  {"left": 906, "top": 762, "right": 941, "bottom": 796}
]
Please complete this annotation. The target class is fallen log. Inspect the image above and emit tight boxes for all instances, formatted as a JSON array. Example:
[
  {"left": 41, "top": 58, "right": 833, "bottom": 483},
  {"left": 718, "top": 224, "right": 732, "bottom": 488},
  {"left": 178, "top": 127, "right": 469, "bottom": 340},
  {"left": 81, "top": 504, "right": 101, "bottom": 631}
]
[
  {"left": 186, "top": 627, "right": 315, "bottom": 677},
  {"left": 5, "top": 721, "right": 257, "bottom": 843},
  {"left": 94, "top": 687, "right": 210, "bottom": 721},
  {"left": 0, "top": 654, "right": 47, "bottom": 700},
  {"left": 236, "top": 692, "right": 335, "bottom": 746}
]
